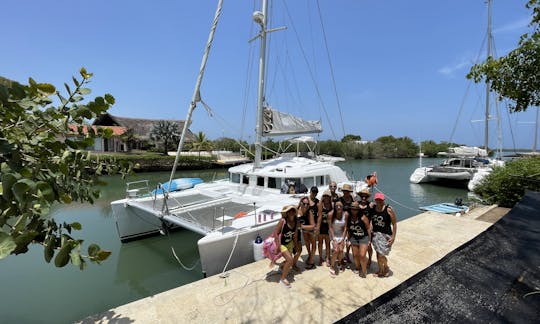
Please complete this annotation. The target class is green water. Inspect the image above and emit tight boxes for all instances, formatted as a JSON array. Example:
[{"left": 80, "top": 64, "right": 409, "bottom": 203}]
[{"left": 0, "top": 158, "right": 467, "bottom": 323}]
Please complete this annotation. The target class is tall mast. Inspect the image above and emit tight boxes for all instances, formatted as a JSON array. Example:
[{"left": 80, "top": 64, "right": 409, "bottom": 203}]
[
  {"left": 167, "top": 0, "right": 223, "bottom": 190},
  {"left": 253, "top": 0, "right": 268, "bottom": 169},
  {"left": 484, "top": 0, "right": 492, "bottom": 152}
]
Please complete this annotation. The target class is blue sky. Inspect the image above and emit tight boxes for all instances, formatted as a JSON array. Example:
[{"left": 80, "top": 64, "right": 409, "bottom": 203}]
[{"left": 2, "top": 0, "right": 537, "bottom": 150}]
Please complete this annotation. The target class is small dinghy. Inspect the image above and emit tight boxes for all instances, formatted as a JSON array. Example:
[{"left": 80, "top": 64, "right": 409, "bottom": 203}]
[
  {"left": 419, "top": 203, "right": 469, "bottom": 214},
  {"left": 153, "top": 178, "right": 204, "bottom": 194}
]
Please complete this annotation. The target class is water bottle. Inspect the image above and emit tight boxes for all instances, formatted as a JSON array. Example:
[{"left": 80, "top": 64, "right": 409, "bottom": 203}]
[{"left": 253, "top": 234, "right": 264, "bottom": 261}]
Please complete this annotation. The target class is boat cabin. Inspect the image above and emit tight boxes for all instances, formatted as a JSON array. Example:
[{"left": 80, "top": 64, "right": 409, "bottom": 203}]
[{"left": 227, "top": 156, "right": 347, "bottom": 192}]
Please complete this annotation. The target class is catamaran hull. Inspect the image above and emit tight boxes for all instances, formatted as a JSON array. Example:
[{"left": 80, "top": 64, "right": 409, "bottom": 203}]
[
  {"left": 197, "top": 222, "right": 277, "bottom": 277},
  {"left": 410, "top": 167, "right": 472, "bottom": 182},
  {"left": 112, "top": 198, "right": 166, "bottom": 242}
]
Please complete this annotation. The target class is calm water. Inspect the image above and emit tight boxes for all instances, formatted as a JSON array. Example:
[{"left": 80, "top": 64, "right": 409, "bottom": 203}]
[{"left": 0, "top": 158, "right": 467, "bottom": 323}]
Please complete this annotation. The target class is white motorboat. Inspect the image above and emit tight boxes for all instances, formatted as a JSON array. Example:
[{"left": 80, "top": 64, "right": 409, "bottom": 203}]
[{"left": 111, "top": 0, "right": 355, "bottom": 277}]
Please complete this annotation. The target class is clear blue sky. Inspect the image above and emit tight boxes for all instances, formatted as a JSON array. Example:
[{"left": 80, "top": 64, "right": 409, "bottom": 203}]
[{"left": 2, "top": 0, "right": 537, "bottom": 150}]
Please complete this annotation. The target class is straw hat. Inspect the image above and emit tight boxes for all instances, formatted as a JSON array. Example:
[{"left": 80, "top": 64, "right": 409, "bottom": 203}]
[
  {"left": 350, "top": 201, "right": 361, "bottom": 210},
  {"left": 357, "top": 188, "right": 371, "bottom": 197},
  {"left": 321, "top": 190, "right": 332, "bottom": 198},
  {"left": 281, "top": 205, "right": 298, "bottom": 217},
  {"left": 341, "top": 183, "right": 353, "bottom": 192}
]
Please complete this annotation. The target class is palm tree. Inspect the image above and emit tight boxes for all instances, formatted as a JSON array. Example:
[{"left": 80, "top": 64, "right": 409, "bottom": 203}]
[
  {"left": 191, "top": 131, "right": 213, "bottom": 160},
  {"left": 150, "top": 120, "right": 180, "bottom": 155}
]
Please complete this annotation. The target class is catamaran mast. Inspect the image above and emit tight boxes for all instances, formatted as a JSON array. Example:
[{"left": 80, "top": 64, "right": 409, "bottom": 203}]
[
  {"left": 484, "top": 0, "right": 492, "bottom": 152},
  {"left": 167, "top": 0, "right": 223, "bottom": 190},
  {"left": 253, "top": 0, "right": 268, "bottom": 169}
]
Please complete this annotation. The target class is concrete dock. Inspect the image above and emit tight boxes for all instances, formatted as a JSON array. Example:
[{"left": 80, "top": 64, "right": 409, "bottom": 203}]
[{"left": 83, "top": 205, "right": 508, "bottom": 323}]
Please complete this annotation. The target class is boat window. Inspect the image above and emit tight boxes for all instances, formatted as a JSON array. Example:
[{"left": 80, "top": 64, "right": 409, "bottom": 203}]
[
  {"left": 231, "top": 173, "right": 241, "bottom": 183},
  {"left": 303, "top": 177, "right": 315, "bottom": 188},
  {"left": 268, "top": 177, "right": 279, "bottom": 189},
  {"left": 317, "top": 176, "right": 325, "bottom": 186},
  {"left": 242, "top": 175, "right": 249, "bottom": 184},
  {"left": 324, "top": 175, "right": 331, "bottom": 186},
  {"left": 257, "top": 176, "right": 265, "bottom": 186}
]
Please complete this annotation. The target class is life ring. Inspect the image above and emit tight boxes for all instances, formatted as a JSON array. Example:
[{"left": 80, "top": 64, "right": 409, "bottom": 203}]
[{"left": 234, "top": 211, "right": 247, "bottom": 219}]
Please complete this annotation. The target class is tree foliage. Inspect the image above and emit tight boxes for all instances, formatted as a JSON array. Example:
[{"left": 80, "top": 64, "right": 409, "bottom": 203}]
[
  {"left": 341, "top": 134, "right": 361, "bottom": 142},
  {"left": 150, "top": 120, "right": 180, "bottom": 155},
  {"left": 473, "top": 156, "right": 540, "bottom": 207},
  {"left": 468, "top": 0, "right": 540, "bottom": 112},
  {"left": 0, "top": 68, "right": 128, "bottom": 269}
]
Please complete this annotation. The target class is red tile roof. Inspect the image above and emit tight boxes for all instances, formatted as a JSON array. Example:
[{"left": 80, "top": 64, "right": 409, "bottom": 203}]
[{"left": 68, "top": 124, "right": 127, "bottom": 136}]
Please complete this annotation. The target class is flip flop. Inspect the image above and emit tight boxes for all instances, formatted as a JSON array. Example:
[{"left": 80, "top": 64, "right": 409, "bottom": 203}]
[
  {"left": 279, "top": 279, "right": 291, "bottom": 288},
  {"left": 329, "top": 268, "right": 336, "bottom": 276}
]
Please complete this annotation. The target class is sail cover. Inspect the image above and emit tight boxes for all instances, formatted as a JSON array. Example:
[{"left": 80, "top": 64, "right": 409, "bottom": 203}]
[{"left": 263, "top": 107, "right": 322, "bottom": 136}]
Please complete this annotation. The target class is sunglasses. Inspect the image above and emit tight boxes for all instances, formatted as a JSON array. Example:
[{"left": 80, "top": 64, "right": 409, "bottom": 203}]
[
  {"left": 330, "top": 186, "right": 337, "bottom": 188},
  {"left": 360, "top": 195, "right": 369, "bottom": 198},
  {"left": 301, "top": 202, "right": 309, "bottom": 206}
]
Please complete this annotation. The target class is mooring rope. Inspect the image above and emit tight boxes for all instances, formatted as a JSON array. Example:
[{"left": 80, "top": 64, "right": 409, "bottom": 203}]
[{"left": 374, "top": 185, "right": 420, "bottom": 212}]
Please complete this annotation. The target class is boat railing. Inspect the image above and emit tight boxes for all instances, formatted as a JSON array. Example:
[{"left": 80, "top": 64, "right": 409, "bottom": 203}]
[{"left": 125, "top": 180, "right": 151, "bottom": 199}]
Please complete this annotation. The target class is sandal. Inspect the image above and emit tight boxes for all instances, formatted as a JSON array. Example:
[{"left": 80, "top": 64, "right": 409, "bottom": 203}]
[
  {"left": 279, "top": 279, "right": 291, "bottom": 288},
  {"left": 329, "top": 268, "right": 336, "bottom": 276},
  {"left": 305, "top": 263, "right": 315, "bottom": 270}
]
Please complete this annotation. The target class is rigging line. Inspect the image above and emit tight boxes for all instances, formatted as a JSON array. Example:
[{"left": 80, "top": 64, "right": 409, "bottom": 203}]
[
  {"left": 505, "top": 102, "right": 518, "bottom": 153},
  {"left": 374, "top": 186, "right": 420, "bottom": 212},
  {"left": 202, "top": 109, "right": 255, "bottom": 157},
  {"left": 449, "top": 32, "right": 488, "bottom": 144},
  {"left": 316, "top": 0, "right": 345, "bottom": 139},
  {"left": 281, "top": 0, "right": 337, "bottom": 140},
  {"left": 241, "top": 30, "right": 256, "bottom": 141}
]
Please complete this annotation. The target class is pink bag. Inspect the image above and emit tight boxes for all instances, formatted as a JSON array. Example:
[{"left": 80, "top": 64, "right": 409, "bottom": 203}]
[{"left": 262, "top": 234, "right": 282, "bottom": 263}]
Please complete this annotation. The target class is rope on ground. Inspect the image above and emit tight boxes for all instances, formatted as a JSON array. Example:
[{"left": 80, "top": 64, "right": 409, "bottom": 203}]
[
  {"left": 221, "top": 234, "right": 240, "bottom": 274},
  {"left": 374, "top": 186, "right": 420, "bottom": 212}
]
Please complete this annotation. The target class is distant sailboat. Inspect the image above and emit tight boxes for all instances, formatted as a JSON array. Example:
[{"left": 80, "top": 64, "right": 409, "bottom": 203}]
[{"left": 410, "top": 0, "right": 504, "bottom": 190}]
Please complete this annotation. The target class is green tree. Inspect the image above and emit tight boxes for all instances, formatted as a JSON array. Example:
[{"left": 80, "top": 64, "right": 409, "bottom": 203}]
[
  {"left": 191, "top": 131, "right": 213, "bottom": 159},
  {"left": 150, "top": 120, "right": 180, "bottom": 155},
  {"left": 0, "top": 68, "right": 127, "bottom": 268},
  {"left": 341, "top": 134, "right": 361, "bottom": 142},
  {"left": 468, "top": 0, "right": 540, "bottom": 113}
]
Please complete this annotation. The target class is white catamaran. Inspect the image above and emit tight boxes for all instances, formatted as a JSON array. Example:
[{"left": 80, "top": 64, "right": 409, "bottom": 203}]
[
  {"left": 112, "top": 0, "right": 355, "bottom": 277},
  {"left": 410, "top": 0, "right": 505, "bottom": 190}
]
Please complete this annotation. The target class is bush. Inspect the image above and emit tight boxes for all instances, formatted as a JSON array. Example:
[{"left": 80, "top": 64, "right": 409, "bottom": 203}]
[{"left": 474, "top": 156, "right": 540, "bottom": 207}]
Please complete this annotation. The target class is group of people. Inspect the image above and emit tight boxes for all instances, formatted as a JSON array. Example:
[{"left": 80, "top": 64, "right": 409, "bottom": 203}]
[{"left": 271, "top": 180, "right": 397, "bottom": 288}]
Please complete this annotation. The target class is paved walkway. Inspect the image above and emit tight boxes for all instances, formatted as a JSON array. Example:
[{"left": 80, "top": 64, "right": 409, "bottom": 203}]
[{"left": 83, "top": 205, "right": 504, "bottom": 323}]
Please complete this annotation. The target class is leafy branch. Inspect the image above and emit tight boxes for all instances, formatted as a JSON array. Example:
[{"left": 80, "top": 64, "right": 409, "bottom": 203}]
[{"left": 0, "top": 68, "right": 130, "bottom": 268}]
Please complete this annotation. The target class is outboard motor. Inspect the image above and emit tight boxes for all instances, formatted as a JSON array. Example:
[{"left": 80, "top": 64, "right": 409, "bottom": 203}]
[{"left": 455, "top": 198, "right": 463, "bottom": 206}]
